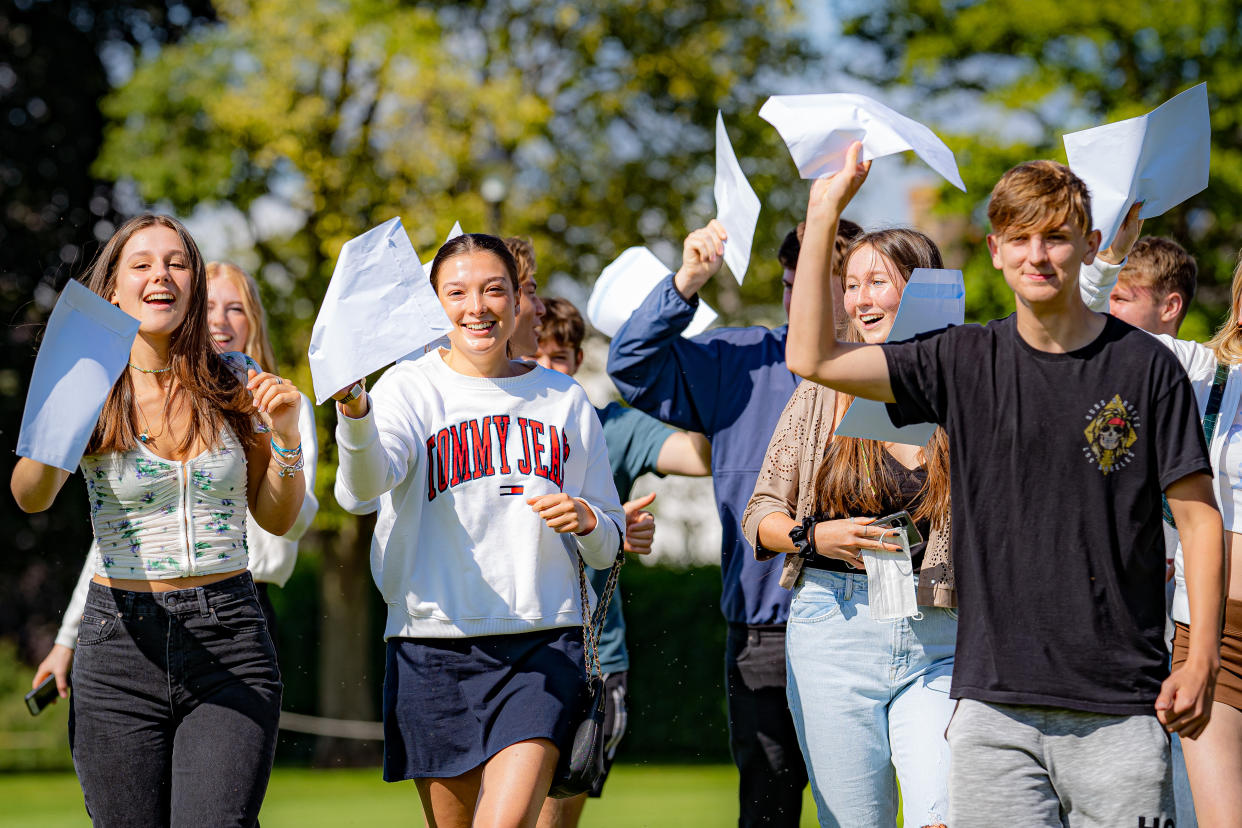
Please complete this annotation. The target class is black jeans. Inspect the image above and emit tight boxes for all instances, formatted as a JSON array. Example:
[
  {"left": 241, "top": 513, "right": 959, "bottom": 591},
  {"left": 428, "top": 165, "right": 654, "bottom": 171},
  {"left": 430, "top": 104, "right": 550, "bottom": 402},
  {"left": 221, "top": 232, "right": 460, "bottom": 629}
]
[
  {"left": 726, "top": 624, "right": 807, "bottom": 827},
  {"left": 69, "top": 572, "right": 282, "bottom": 827}
]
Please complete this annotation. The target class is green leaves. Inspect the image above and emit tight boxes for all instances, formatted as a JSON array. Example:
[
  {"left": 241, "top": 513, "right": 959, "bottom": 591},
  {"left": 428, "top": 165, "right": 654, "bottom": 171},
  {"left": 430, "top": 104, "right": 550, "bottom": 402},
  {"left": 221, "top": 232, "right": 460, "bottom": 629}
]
[{"left": 843, "top": 0, "right": 1242, "bottom": 333}]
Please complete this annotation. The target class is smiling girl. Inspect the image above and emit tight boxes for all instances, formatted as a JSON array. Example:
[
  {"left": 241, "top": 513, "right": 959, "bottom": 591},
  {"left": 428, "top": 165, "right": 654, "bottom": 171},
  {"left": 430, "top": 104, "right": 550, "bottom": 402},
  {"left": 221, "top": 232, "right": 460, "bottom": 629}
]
[
  {"left": 10, "top": 215, "right": 306, "bottom": 826},
  {"left": 332, "top": 233, "right": 623, "bottom": 827},
  {"left": 744, "top": 222, "right": 956, "bottom": 828}
]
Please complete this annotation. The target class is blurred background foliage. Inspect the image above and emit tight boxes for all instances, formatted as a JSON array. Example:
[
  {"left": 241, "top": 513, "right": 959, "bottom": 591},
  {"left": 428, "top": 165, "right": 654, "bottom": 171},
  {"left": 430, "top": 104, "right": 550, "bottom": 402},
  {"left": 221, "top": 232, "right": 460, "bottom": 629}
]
[{"left": 4, "top": 0, "right": 1242, "bottom": 768}]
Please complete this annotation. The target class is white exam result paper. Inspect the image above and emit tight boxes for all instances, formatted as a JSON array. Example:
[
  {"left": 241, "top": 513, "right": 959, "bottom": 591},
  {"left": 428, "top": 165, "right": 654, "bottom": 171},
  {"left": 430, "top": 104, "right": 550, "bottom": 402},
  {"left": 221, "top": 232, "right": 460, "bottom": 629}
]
[
  {"left": 587, "top": 246, "right": 717, "bottom": 338},
  {"left": 421, "top": 221, "right": 465, "bottom": 273},
  {"left": 759, "top": 93, "right": 966, "bottom": 191},
  {"left": 17, "top": 279, "right": 140, "bottom": 471},
  {"left": 714, "top": 112, "right": 761, "bottom": 285},
  {"left": 308, "top": 217, "right": 452, "bottom": 404},
  {"left": 834, "top": 268, "right": 965, "bottom": 445},
  {"left": 1064, "top": 84, "right": 1210, "bottom": 248}
]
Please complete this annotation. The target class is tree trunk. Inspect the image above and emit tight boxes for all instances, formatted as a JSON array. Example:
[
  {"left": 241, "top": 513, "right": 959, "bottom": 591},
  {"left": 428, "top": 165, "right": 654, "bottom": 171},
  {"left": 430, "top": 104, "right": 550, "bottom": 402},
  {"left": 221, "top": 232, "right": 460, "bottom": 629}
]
[{"left": 313, "top": 511, "right": 382, "bottom": 767}]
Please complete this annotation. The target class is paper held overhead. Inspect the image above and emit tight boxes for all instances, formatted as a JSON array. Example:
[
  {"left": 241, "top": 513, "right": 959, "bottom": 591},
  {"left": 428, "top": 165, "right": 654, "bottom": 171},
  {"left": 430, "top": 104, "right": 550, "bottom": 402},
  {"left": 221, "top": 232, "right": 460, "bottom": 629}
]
[
  {"left": 834, "top": 268, "right": 965, "bottom": 446},
  {"left": 713, "top": 111, "right": 761, "bottom": 285},
  {"left": 1064, "top": 83, "right": 1210, "bottom": 249},
  {"left": 421, "top": 221, "right": 465, "bottom": 273},
  {"left": 587, "top": 246, "right": 717, "bottom": 339},
  {"left": 758, "top": 92, "right": 966, "bottom": 191},
  {"left": 17, "top": 279, "right": 140, "bottom": 471},
  {"left": 308, "top": 217, "right": 452, "bottom": 404}
]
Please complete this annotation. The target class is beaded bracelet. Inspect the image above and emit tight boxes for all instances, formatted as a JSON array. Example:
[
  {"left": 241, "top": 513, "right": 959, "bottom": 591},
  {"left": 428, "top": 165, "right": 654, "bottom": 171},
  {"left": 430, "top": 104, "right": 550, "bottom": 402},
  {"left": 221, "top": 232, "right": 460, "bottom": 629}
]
[
  {"left": 271, "top": 439, "right": 302, "bottom": 457},
  {"left": 274, "top": 454, "right": 305, "bottom": 478}
]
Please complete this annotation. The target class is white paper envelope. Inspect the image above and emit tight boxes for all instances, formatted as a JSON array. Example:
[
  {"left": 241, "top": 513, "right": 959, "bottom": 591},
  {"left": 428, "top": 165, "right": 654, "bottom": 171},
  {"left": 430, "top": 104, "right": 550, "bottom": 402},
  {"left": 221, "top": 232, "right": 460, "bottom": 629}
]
[
  {"left": 759, "top": 93, "right": 966, "bottom": 191},
  {"left": 714, "top": 112, "right": 761, "bottom": 285},
  {"left": 587, "top": 246, "right": 717, "bottom": 339},
  {"left": 1064, "top": 84, "right": 1210, "bottom": 248},
  {"left": 421, "top": 221, "right": 465, "bottom": 273},
  {"left": 309, "top": 217, "right": 452, "bottom": 404},
  {"left": 17, "top": 280, "right": 140, "bottom": 471},
  {"left": 835, "top": 268, "right": 965, "bottom": 446}
]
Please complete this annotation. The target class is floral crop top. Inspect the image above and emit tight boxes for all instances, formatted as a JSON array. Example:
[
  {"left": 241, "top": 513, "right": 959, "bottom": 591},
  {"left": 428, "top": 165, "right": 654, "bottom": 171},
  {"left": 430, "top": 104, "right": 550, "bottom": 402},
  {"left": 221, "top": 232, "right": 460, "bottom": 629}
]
[{"left": 79, "top": 352, "right": 260, "bottom": 580}]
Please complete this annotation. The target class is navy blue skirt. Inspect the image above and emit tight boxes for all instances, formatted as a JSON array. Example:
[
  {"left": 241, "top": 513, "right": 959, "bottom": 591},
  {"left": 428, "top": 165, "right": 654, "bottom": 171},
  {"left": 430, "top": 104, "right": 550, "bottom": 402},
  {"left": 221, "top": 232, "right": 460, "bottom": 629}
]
[{"left": 383, "top": 627, "right": 587, "bottom": 781}]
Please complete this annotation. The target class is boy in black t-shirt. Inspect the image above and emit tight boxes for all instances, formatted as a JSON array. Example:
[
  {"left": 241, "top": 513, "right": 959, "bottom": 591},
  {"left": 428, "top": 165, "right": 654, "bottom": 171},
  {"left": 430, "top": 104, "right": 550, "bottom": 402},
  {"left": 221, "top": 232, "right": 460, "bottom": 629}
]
[{"left": 784, "top": 142, "right": 1225, "bottom": 827}]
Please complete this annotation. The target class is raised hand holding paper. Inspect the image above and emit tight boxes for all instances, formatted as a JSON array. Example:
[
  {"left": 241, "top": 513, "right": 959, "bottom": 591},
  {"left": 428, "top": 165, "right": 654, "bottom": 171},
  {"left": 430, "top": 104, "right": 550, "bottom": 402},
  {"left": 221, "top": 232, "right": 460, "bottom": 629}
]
[
  {"left": 835, "top": 268, "right": 965, "bottom": 445},
  {"left": 759, "top": 92, "right": 966, "bottom": 191},
  {"left": 308, "top": 217, "right": 452, "bottom": 404},
  {"left": 713, "top": 111, "right": 761, "bottom": 284},
  {"left": 1064, "top": 83, "right": 1210, "bottom": 249},
  {"left": 587, "top": 246, "right": 717, "bottom": 338},
  {"left": 17, "top": 280, "right": 140, "bottom": 471}
]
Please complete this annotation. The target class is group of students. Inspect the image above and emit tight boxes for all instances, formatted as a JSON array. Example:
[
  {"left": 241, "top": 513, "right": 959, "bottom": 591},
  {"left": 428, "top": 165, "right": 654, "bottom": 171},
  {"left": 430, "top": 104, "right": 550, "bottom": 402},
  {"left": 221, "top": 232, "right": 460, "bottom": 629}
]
[{"left": 11, "top": 138, "right": 1242, "bottom": 828}]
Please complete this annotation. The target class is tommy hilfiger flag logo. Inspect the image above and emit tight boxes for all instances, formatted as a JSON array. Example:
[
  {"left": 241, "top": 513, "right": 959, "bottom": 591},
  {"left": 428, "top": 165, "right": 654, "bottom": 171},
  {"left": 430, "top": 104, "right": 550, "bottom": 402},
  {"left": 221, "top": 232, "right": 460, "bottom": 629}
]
[{"left": 499, "top": 484, "right": 525, "bottom": 496}]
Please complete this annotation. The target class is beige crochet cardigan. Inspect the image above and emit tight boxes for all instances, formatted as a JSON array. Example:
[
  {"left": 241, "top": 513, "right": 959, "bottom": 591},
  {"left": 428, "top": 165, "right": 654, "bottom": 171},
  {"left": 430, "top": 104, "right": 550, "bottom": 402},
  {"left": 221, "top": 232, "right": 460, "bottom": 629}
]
[{"left": 741, "top": 380, "right": 955, "bottom": 607}]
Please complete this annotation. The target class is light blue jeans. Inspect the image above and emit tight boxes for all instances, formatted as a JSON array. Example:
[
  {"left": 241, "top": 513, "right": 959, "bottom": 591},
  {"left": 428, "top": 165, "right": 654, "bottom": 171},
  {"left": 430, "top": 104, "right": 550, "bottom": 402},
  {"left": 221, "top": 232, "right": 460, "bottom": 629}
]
[{"left": 786, "top": 568, "right": 957, "bottom": 828}]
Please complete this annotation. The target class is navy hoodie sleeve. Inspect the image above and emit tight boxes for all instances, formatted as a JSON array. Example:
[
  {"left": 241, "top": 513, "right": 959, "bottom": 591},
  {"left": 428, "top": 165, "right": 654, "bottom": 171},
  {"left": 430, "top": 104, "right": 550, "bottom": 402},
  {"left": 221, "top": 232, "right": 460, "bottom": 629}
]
[{"left": 606, "top": 275, "right": 723, "bottom": 435}]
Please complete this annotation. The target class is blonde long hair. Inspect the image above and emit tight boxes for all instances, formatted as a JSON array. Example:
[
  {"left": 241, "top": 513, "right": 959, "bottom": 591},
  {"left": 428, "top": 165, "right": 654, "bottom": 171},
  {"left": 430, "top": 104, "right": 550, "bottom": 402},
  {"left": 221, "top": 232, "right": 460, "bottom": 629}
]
[
  {"left": 1206, "top": 252, "right": 1242, "bottom": 365},
  {"left": 206, "top": 262, "right": 279, "bottom": 373},
  {"left": 814, "top": 229, "right": 951, "bottom": 528}
]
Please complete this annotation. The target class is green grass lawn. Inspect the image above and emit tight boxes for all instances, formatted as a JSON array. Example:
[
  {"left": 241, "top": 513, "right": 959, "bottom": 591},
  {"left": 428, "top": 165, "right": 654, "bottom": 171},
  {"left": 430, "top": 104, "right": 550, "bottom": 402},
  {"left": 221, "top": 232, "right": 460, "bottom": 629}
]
[{"left": 0, "top": 764, "right": 828, "bottom": 827}]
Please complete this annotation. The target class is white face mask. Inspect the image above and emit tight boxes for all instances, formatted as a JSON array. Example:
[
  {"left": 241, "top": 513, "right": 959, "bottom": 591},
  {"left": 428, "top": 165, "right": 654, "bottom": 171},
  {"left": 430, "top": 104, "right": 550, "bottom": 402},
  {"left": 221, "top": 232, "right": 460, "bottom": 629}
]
[{"left": 861, "top": 527, "right": 918, "bottom": 622}]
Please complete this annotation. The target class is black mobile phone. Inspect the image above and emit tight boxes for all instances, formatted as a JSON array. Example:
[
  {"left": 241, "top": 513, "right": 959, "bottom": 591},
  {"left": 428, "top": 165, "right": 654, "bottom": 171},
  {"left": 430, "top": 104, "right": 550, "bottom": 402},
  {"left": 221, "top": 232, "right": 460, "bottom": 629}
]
[
  {"left": 869, "top": 510, "right": 923, "bottom": 547},
  {"left": 24, "top": 674, "right": 59, "bottom": 716}
]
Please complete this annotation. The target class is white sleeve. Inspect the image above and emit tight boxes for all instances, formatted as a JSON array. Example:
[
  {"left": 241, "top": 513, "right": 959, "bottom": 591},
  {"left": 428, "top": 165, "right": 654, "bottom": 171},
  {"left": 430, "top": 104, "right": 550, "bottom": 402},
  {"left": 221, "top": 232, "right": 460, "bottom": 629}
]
[
  {"left": 56, "top": 546, "right": 97, "bottom": 650},
  {"left": 1079, "top": 257, "right": 1125, "bottom": 313},
  {"left": 570, "top": 403, "right": 624, "bottom": 570},
  {"left": 1153, "top": 333, "right": 1217, "bottom": 384},
  {"left": 335, "top": 374, "right": 422, "bottom": 505},
  {"left": 282, "top": 394, "right": 320, "bottom": 543}
]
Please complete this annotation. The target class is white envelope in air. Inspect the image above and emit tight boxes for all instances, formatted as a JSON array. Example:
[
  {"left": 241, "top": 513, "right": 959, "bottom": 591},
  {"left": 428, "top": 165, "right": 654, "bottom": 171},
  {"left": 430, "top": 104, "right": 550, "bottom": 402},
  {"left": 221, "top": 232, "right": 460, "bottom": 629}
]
[
  {"left": 587, "top": 246, "right": 717, "bottom": 339},
  {"left": 834, "top": 268, "right": 965, "bottom": 446},
  {"left": 421, "top": 221, "right": 465, "bottom": 273},
  {"left": 308, "top": 217, "right": 452, "bottom": 404},
  {"left": 17, "top": 279, "right": 140, "bottom": 471},
  {"left": 714, "top": 112, "right": 761, "bottom": 285},
  {"left": 759, "top": 93, "right": 966, "bottom": 191},
  {"left": 1064, "top": 84, "right": 1210, "bottom": 249}
]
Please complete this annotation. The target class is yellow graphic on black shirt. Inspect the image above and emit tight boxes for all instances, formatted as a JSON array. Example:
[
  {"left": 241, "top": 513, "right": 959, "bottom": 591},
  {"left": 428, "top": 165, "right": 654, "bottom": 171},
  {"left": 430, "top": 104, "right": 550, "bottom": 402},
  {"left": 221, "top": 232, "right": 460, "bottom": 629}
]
[{"left": 1083, "top": 394, "right": 1139, "bottom": 475}]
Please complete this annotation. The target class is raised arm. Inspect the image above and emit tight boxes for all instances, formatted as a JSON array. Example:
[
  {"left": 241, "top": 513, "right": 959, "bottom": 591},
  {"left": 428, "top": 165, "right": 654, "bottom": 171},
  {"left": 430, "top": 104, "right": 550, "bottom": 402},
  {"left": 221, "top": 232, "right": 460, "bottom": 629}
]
[
  {"left": 606, "top": 223, "right": 732, "bottom": 433},
  {"left": 785, "top": 141, "right": 894, "bottom": 403},
  {"left": 1079, "top": 202, "right": 1143, "bottom": 312},
  {"left": 245, "top": 369, "right": 307, "bottom": 536}
]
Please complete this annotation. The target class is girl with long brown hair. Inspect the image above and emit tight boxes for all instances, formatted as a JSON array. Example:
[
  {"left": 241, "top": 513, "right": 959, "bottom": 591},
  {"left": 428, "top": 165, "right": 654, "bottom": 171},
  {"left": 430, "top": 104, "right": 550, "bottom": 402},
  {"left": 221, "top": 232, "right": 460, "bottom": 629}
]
[
  {"left": 32, "top": 260, "right": 319, "bottom": 701},
  {"left": 743, "top": 227, "right": 956, "bottom": 828},
  {"left": 11, "top": 215, "right": 306, "bottom": 826}
]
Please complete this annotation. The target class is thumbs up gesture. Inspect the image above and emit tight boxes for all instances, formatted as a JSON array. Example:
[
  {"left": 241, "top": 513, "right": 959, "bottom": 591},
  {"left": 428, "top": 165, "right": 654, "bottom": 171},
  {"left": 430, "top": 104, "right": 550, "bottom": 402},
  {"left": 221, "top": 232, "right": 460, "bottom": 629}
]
[{"left": 623, "top": 492, "right": 658, "bottom": 555}]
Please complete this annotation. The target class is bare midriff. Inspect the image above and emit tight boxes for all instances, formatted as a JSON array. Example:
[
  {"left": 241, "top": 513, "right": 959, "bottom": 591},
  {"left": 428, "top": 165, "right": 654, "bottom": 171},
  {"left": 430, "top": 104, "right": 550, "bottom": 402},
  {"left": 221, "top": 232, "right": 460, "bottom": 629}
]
[{"left": 91, "top": 569, "right": 247, "bottom": 593}]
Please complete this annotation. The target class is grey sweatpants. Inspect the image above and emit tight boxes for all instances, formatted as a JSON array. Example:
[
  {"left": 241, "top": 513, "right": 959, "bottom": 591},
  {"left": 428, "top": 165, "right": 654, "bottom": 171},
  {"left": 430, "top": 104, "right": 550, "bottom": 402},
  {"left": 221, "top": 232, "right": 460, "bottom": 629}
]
[{"left": 947, "top": 699, "right": 1174, "bottom": 828}]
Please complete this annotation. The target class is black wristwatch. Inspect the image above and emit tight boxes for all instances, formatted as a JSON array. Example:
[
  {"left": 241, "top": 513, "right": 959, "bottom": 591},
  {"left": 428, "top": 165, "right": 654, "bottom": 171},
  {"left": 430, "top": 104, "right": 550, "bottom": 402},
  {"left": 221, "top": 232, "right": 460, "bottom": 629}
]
[{"left": 788, "top": 516, "right": 819, "bottom": 561}]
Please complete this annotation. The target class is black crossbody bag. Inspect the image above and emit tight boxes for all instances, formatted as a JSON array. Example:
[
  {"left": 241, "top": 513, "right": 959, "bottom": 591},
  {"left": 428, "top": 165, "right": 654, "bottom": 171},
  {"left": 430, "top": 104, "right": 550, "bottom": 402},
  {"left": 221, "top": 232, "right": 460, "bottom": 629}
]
[{"left": 548, "top": 544, "right": 624, "bottom": 799}]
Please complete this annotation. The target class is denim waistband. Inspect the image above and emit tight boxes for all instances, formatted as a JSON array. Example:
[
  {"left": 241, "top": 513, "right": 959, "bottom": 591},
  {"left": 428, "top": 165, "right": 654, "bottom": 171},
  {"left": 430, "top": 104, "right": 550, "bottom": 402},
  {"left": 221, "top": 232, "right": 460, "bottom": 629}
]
[{"left": 84, "top": 571, "right": 257, "bottom": 618}]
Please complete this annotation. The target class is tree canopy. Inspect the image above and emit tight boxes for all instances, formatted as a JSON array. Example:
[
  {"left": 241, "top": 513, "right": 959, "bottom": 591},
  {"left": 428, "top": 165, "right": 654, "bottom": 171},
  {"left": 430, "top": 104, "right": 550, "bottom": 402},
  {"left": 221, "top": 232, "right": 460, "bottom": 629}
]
[{"left": 842, "top": 0, "right": 1242, "bottom": 339}]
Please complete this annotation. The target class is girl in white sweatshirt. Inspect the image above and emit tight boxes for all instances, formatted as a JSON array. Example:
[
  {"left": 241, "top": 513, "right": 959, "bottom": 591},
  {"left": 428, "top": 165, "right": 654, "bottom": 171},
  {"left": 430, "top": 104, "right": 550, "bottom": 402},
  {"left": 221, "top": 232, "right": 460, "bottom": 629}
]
[{"left": 333, "top": 233, "right": 623, "bottom": 826}]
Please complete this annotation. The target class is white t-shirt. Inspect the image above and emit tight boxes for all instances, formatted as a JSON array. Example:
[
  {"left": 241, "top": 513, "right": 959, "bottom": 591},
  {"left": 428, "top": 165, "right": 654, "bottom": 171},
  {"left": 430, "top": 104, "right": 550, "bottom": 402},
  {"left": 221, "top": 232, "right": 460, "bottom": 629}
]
[{"left": 334, "top": 350, "right": 624, "bottom": 640}]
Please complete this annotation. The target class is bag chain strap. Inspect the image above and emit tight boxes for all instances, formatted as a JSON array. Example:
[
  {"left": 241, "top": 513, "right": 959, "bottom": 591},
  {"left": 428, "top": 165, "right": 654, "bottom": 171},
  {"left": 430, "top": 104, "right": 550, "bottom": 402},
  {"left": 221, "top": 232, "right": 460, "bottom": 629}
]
[{"left": 576, "top": 547, "right": 624, "bottom": 681}]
